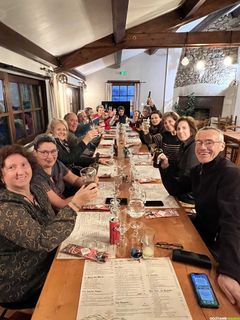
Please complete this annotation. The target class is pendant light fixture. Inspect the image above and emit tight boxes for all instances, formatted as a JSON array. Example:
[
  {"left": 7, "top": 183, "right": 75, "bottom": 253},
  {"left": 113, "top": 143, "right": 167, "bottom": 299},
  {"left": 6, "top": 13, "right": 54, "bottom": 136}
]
[{"left": 181, "top": 32, "right": 189, "bottom": 66}]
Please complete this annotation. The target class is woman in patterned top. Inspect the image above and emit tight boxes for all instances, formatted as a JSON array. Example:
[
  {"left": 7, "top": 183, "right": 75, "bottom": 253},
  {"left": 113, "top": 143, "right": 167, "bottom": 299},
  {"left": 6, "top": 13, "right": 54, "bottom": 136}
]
[{"left": 0, "top": 144, "right": 97, "bottom": 308}]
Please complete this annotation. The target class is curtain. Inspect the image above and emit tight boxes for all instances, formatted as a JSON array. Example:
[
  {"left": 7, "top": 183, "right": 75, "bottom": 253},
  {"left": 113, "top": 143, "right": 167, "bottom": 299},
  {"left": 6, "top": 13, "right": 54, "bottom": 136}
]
[
  {"left": 134, "top": 82, "right": 141, "bottom": 111},
  {"left": 105, "top": 82, "right": 112, "bottom": 100}
]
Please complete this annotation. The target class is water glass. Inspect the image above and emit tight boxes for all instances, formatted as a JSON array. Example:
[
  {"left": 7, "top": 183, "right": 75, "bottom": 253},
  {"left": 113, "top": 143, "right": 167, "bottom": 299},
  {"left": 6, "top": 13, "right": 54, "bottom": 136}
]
[{"left": 80, "top": 167, "right": 97, "bottom": 186}]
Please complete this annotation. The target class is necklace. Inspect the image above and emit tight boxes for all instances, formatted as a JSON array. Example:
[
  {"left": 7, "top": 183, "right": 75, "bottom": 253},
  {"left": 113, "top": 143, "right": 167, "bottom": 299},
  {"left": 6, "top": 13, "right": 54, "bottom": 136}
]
[{"left": 23, "top": 193, "right": 39, "bottom": 206}]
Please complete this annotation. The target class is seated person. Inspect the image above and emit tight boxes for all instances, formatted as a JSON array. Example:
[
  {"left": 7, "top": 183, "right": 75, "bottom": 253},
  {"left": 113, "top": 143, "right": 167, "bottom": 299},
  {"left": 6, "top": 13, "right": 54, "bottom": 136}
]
[
  {"left": 159, "top": 116, "right": 199, "bottom": 203},
  {"left": 47, "top": 119, "right": 99, "bottom": 173},
  {"left": 129, "top": 110, "right": 142, "bottom": 131},
  {"left": 32, "top": 134, "right": 97, "bottom": 210},
  {"left": 161, "top": 126, "right": 240, "bottom": 307},
  {"left": 64, "top": 112, "right": 102, "bottom": 155},
  {"left": 76, "top": 110, "right": 91, "bottom": 137},
  {"left": 158, "top": 111, "right": 180, "bottom": 165},
  {"left": 142, "top": 110, "right": 164, "bottom": 147},
  {"left": 0, "top": 144, "right": 97, "bottom": 308}
]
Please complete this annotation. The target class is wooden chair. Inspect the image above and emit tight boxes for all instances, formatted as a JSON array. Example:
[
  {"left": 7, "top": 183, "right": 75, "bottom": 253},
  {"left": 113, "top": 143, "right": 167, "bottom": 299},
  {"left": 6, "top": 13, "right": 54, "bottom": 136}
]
[
  {"left": 218, "top": 115, "right": 237, "bottom": 130},
  {"left": 223, "top": 125, "right": 240, "bottom": 163}
]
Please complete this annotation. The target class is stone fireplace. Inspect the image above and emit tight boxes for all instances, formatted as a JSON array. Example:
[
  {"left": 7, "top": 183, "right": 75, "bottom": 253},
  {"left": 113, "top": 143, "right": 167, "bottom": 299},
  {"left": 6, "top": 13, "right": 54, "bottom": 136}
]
[{"left": 178, "top": 96, "right": 225, "bottom": 120}]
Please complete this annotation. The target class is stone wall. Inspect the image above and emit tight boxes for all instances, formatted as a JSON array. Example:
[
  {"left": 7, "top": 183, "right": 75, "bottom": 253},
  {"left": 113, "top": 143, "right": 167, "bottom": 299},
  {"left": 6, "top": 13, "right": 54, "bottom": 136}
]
[{"left": 175, "top": 12, "right": 239, "bottom": 89}]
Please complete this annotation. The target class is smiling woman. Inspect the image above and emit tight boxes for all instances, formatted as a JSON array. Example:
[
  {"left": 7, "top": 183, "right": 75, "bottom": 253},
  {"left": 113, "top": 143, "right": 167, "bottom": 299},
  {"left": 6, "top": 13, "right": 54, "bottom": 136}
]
[{"left": 0, "top": 144, "right": 98, "bottom": 309}]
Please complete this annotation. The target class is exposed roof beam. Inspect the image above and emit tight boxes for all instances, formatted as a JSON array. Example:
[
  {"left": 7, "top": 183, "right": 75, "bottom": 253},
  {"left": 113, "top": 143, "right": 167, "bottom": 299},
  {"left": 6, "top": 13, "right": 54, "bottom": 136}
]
[
  {"left": 57, "top": 30, "right": 240, "bottom": 71},
  {"left": 113, "top": 51, "right": 123, "bottom": 68},
  {"left": 191, "top": 4, "right": 237, "bottom": 31},
  {"left": 129, "top": 0, "right": 240, "bottom": 33},
  {"left": 146, "top": 49, "right": 159, "bottom": 55},
  {"left": 124, "top": 31, "right": 240, "bottom": 48},
  {"left": 0, "top": 21, "right": 58, "bottom": 67},
  {"left": 179, "top": 0, "right": 207, "bottom": 19},
  {"left": 112, "top": 0, "right": 129, "bottom": 43},
  {"left": 57, "top": 0, "right": 239, "bottom": 71}
]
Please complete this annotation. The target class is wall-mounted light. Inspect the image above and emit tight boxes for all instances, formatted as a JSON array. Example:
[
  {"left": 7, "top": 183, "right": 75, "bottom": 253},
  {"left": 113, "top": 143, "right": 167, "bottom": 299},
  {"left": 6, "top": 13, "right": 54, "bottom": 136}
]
[{"left": 57, "top": 73, "right": 68, "bottom": 84}]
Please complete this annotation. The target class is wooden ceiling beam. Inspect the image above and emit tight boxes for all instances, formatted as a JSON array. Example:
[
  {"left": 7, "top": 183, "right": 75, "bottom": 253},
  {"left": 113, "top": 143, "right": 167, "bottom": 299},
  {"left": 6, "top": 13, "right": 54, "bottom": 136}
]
[
  {"left": 57, "top": 0, "right": 239, "bottom": 71},
  {"left": 179, "top": 0, "right": 207, "bottom": 19},
  {"left": 56, "top": 30, "right": 240, "bottom": 71},
  {"left": 0, "top": 21, "right": 58, "bottom": 67},
  {"left": 124, "top": 31, "right": 240, "bottom": 48},
  {"left": 129, "top": 0, "right": 240, "bottom": 33},
  {"left": 112, "top": 0, "right": 129, "bottom": 43},
  {"left": 113, "top": 51, "right": 123, "bottom": 68},
  {"left": 146, "top": 49, "right": 159, "bottom": 55}
]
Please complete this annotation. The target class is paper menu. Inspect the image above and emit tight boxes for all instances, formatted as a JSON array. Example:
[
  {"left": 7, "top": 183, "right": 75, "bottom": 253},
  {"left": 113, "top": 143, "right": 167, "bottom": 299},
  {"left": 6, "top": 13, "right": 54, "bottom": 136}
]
[
  {"left": 57, "top": 211, "right": 116, "bottom": 259},
  {"left": 77, "top": 258, "right": 192, "bottom": 320}
]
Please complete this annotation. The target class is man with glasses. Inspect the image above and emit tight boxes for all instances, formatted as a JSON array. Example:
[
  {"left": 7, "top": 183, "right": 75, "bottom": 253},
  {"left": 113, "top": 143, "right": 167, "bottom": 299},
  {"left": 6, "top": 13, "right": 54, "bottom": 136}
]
[
  {"left": 32, "top": 134, "right": 98, "bottom": 211},
  {"left": 162, "top": 126, "right": 240, "bottom": 308}
]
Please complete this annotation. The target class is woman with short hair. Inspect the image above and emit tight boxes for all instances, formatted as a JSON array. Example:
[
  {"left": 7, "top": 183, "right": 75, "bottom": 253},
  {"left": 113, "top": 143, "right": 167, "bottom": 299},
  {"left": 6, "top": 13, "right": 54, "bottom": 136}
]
[{"left": 0, "top": 144, "right": 97, "bottom": 308}]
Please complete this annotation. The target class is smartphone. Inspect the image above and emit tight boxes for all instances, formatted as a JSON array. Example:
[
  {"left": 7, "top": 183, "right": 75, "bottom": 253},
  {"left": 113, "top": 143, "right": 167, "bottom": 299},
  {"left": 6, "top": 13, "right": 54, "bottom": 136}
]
[
  {"left": 105, "top": 197, "right": 128, "bottom": 205},
  {"left": 189, "top": 273, "right": 219, "bottom": 308},
  {"left": 145, "top": 200, "right": 164, "bottom": 207}
]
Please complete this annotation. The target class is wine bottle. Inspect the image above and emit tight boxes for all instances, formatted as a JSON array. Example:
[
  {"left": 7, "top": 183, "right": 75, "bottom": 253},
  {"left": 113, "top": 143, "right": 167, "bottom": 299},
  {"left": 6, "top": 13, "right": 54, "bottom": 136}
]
[
  {"left": 153, "top": 147, "right": 163, "bottom": 168},
  {"left": 91, "top": 152, "right": 100, "bottom": 173},
  {"left": 113, "top": 139, "right": 118, "bottom": 157}
]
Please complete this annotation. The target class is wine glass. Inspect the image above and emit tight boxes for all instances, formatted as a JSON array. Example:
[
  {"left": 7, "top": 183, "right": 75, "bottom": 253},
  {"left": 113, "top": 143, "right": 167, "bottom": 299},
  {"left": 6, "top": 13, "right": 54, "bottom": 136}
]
[{"left": 127, "top": 199, "right": 145, "bottom": 240}]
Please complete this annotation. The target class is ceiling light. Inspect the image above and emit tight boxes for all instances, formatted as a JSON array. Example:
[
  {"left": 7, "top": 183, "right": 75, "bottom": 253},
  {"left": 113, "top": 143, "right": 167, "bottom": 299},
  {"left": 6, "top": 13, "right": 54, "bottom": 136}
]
[
  {"left": 224, "top": 55, "right": 233, "bottom": 66},
  {"left": 196, "top": 60, "right": 205, "bottom": 70},
  {"left": 181, "top": 56, "right": 189, "bottom": 66}
]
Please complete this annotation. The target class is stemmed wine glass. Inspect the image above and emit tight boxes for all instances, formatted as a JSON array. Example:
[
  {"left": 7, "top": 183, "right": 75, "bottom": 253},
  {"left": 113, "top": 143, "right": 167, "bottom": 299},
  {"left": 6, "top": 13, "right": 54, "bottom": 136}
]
[{"left": 127, "top": 198, "right": 145, "bottom": 240}]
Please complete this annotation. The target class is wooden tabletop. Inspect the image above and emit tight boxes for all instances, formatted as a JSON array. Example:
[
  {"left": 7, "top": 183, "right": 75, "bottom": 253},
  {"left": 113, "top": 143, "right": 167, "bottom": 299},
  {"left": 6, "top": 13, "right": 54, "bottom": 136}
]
[
  {"left": 32, "top": 134, "right": 240, "bottom": 320},
  {"left": 224, "top": 129, "right": 240, "bottom": 143}
]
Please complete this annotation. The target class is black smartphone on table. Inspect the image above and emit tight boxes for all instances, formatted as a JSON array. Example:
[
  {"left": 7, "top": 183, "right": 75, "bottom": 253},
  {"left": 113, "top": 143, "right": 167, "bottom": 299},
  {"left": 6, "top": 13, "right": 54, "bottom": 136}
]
[
  {"left": 145, "top": 200, "right": 164, "bottom": 207},
  {"left": 189, "top": 273, "right": 219, "bottom": 308},
  {"left": 105, "top": 197, "right": 128, "bottom": 205}
]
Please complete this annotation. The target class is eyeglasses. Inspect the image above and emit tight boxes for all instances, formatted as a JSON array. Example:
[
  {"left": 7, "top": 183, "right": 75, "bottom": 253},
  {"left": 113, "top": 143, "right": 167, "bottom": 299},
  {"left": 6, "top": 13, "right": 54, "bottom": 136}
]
[
  {"left": 36, "top": 149, "right": 58, "bottom": 157},
  {"left": 155, "top": 242, "right": 183, "bottom": 250},
  {"left": 195, "top": 139, "right": 222, "bottom": 148}
]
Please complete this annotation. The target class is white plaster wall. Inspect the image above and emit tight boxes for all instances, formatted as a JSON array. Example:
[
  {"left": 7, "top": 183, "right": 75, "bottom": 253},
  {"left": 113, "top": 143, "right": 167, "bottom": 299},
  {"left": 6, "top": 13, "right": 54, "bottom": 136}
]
[{"left": 85, "top": 50, "right": 175, "bottom": 112}]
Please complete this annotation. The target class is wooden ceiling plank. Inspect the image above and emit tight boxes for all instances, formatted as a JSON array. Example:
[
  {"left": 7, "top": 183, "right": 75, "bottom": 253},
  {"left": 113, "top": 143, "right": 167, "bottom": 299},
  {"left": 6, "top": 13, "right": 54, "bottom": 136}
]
[
  {"left": 180, "top": 0, "right": 207, "bottom": 19},
  {"left": 112, "top": 0, "right": 129, "bottom": 43},
  {"left": 0, "top": 21, "right": 58, "bottom": 67}
]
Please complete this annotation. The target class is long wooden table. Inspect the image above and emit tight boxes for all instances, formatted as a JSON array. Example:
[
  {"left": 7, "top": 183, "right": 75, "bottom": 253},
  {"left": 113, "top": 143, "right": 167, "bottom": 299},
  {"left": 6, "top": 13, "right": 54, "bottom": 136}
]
[
  {"left": 224, "top": 129, "right": 240, "bottom": 165},
  {"left": 32, "top": 134, "right": 240, "bottom": 320}
]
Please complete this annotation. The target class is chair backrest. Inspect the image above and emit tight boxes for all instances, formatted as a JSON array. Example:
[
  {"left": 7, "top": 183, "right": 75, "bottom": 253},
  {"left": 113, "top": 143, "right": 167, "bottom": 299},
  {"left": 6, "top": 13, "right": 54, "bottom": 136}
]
[
  {"left": 218, "top": 115, "right": 237, "bottom": 130},
  {"left": 224, "top": 125, "right": 240, "bottom": 132}
]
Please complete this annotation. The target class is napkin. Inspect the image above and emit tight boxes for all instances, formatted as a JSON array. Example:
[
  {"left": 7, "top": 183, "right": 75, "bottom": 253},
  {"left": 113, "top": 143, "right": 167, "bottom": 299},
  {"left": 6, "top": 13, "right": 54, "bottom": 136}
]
[
  {"left": 145, "top": 209, "right": 179, "bottom": 219},
  {"left": 82, "top": 204, "right": 110, "bottom": 210}
]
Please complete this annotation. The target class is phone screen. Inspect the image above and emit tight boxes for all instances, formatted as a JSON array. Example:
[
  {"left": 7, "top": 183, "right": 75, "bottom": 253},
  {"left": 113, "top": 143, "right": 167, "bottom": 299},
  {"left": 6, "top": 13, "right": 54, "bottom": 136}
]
[
  {"left": 145, "top": 200, "right": 164, "bottom": 207},
  {"left": 105, "top": 198, "right": 128, "bottom": 205},
  {"left": 190, "top": 273, "right": 219, "bottom": 308}
]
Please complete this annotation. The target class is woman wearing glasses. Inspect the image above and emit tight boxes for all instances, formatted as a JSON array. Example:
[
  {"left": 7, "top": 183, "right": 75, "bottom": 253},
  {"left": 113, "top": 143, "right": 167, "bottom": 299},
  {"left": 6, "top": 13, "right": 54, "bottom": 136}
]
[
  {"left": 0, "top": 144, "right": 97, "bottom": 309},
  {"left": 32, "top": 134, "right": 98, "bottom": 210},
  {"left": 159, "top": 116, "right": 199, "bottom": 203}
]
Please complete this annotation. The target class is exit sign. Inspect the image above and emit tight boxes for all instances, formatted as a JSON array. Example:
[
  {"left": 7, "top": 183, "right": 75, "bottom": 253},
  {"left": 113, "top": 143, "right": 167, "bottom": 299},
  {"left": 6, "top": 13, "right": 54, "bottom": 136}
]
[{"left": 120, "top": 71, "right": 127, "bottom": 75}]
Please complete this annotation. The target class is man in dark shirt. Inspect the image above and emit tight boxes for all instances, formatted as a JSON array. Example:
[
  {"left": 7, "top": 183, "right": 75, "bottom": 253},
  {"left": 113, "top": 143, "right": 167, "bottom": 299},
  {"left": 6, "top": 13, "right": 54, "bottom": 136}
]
[{"left": 162, "top": 126, "right": 240, "bottom": 308}]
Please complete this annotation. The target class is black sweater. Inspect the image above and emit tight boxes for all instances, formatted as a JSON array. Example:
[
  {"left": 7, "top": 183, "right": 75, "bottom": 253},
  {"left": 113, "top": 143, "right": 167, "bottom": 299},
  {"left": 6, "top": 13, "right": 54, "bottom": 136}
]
[{"left": 162, "top": 154, "right": 240, "bottom": 283}]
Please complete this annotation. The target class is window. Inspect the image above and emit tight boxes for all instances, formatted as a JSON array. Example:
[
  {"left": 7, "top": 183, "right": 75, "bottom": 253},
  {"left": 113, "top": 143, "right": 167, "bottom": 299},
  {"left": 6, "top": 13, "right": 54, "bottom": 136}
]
[
  {"left": 0, "top": 72, "right": 48, "bottom": 147},
  {"left": 112, "top": 84, "right": 135, "bottom": 102}
]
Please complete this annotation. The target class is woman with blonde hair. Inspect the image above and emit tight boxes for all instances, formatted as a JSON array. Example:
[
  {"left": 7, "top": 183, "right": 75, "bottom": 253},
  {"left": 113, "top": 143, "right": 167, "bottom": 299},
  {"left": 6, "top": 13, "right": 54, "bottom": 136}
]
[{"left": 46, "top": 118, "right": 98, "bottom": 174}]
